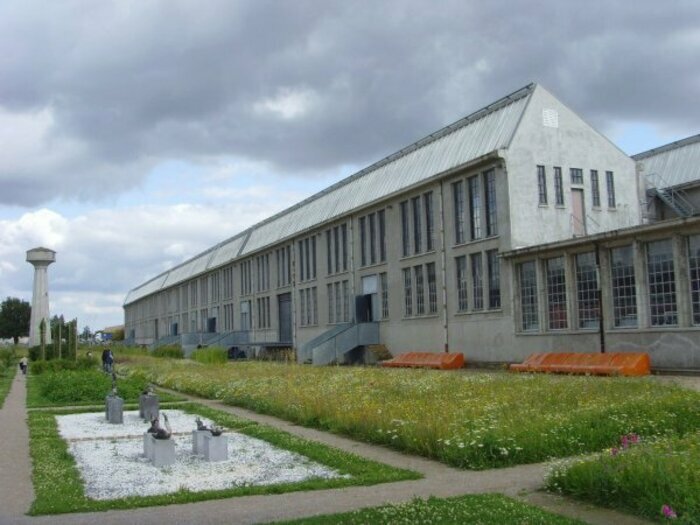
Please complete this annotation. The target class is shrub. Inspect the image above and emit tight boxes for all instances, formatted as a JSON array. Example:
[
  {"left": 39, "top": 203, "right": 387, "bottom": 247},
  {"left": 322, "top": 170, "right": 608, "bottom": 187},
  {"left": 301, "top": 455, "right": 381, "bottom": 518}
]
[
  {"left": 152, "top": 344, "right": 184, "bottom": 359},
  {"left": 31, "top": 369, "right": 144, "bottom": 404},
  {"left": 0, "top": 347, "right": 16, "bottom": 369},
  {"left": 191, "top": 346, "right": 228, "bottom": 364},
  {"left": 30, "top": 357, "right": 98, "bottom": 376}
]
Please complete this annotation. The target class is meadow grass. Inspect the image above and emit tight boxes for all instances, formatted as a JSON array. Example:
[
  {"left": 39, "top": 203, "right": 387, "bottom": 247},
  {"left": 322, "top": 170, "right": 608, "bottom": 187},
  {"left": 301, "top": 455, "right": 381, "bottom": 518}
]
[
  {"left": 124, "top": 359, "right": 700, "bottom": 469},
  {"left": 546, "top": 431, "right": 700, "bottom": 523},
  {"left": 26, "top": 367, "right": 183, "bottom": 407},
  {"left": 28, "top": 402, "right": 419, "bottom": 515},
  {"left": 190, "top": 346, "right": 228, "bottom": 364},
  {"left": 272, "top": 494, "right": 582, "bottom": 525},
  {"left": 0, "top": 360, "right": 18, "bottom": 408}
]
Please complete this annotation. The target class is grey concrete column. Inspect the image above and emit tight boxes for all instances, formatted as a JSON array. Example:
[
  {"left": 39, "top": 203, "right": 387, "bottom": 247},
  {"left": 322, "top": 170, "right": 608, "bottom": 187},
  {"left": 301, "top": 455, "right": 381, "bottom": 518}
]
[{"left": 26, "top": 247, "right": 56, "bottom": 347}]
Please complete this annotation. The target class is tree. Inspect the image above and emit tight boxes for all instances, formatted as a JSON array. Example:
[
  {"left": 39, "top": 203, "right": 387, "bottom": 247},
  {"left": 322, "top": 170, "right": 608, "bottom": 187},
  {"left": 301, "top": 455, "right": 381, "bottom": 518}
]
[
  {"left": 81, "top": 325, "right": 92, "bottom": 341},
  {"left": 0, "top": 297, "right": 31, "bottom": 345}
]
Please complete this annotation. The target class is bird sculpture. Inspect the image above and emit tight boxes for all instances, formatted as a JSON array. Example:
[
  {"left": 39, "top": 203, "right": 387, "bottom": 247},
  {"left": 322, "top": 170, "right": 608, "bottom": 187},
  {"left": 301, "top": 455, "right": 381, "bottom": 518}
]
[
  {"left": 148, "top": 413, "right": 172, "bottom": 440},
  {"left": 194, "top": 416, "right": 224, "bottom": 436}
]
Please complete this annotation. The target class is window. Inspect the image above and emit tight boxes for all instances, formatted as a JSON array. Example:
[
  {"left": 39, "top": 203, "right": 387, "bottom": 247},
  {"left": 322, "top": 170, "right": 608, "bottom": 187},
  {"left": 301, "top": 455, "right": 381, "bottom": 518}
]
[
  {"left": 611, "top": 246, "right": 637, "bottom": 327},
  {"left": 546, "top": 257, "right": 567, "bottom": 329},
  {"left": 400, "top": 202, "right": 410, "bottom": 257},
  {"left": 369, "top": 213, "right": 377, "bottom": 264},
  {"left": 484, "top": 170, "right": 497, "bottom": 237},
  {"left": 570, "top": 168, "right": 583, "bottom": 184},
  {"left": 468, "top": 176, "right": 482, "bottom": 240},
  {"left": 427, "top": 262, "right": 438, "bottom": 314},
  {"left": 647, "top": 240, "right": 677, "bottom": 326},
  {"left": 240, "top": 300, "right": 251, "bottom": 330},
  {"left": 378, "top": 211, "right": 386, "bottom": 262},
  {"left": 453, "top": 181, "right": 465, "bottom": 244},
  {"left": 519, "top": 261, "right": 539, "bottom": 331},
  {"left": 412, "top": 197, "right": 422, "bottom": 255},
  {"left": 424, "top": 193, "right": 435, "bottom": 251},
  {"left": 298, "top": 236, "right": 317, "bottom": 281},
  {"left": 334, "top": 281, "right": 342, "bottom": 324},
  {"left": 456, "top": 256, "right": 468, "bottom": 312},
  {"left": 537, "top": 165, "right": 547, "bottom": 205},
  {"left": 403, "top": 268, "right": 413, "bottom": 317},
  {"left": 342, "top": 280, "right": 350, "bottom": 322},
  {"left": 414, "top": 265, "right": 425, "bottom": 315},
  {"left": 256, "top": 254, "right": 270, "bottom": 292},
  {"left": 210, "top": 272, "right": 220, "bottom": 303},
  {"left": 327, "top": 283, "right": 335, "bottom": 324},
  {"left": 299, "top": 287, "right": 318, "bottom": 326},
  {"left": 487, "top": 250, "right": 501, "bottom": 309},
  {"left": 359, "top": 212, "right": 386, "bottom": 267},
  {"left": 575, "top": 252, "right": 599, "bottom": 328},
  {"left": 240, "top": 262, "right": 252, "bottom": 296},
  {"left": 200, "top": 277, "right": 208, "bottom": 305},
  {"left": 276, "top": 246, "right": 291, "bottom": 287},
  {"left": 380, "top": 272, "right": 389, "bottom": 319},
  {"left": 591, "top": 170, "right": 600, "bottom": 207},
  {"left": 606, "top": 171, "right": 616, "bottom": 208},
  {"left": 471, "top": 253, "right": 483, "bottom": 310},
  {"left": 554, "top": 167, "right": 564, "bottom": 206},
  {"left": 256, "top": 297, "right": 270, "bottom": 328},
  {"left": 223, "top": 266, "right": 234, "bottom": 299},
  {"left": 689, "top": 235, "right": 700, "bottom": 324},
  {"left": 325, "top": 225, "right": 347, "bottom": 275}
]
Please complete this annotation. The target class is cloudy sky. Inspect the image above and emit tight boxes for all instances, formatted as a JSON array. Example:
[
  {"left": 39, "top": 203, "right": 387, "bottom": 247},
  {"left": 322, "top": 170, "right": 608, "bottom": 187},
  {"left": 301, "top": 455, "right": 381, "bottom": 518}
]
[{"left": 1, "top": 0, "right": 699, "bottom": 332}]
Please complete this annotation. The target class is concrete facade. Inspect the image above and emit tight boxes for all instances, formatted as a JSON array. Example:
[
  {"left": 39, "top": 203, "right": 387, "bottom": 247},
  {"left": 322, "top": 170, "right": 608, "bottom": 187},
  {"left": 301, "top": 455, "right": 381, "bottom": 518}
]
[
  {"left": 26, "top": 247, "right": 56, "bottom": 347},
  {"left": 124, "top": 83, "right": 697, "bottom": 370}
]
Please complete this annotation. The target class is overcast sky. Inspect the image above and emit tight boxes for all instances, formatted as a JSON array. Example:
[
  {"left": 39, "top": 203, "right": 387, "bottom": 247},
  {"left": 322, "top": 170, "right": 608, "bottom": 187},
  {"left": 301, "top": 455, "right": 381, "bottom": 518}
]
[{"left": 1, "top": 0, "right": 699, "bottom": 332}]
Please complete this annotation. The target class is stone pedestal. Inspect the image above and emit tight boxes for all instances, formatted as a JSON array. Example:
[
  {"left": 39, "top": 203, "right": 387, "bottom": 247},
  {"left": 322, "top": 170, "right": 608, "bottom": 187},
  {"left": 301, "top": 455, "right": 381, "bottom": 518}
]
[
  {"left": 147, "top": 434, "right": 176, "bottom": 467},
  {"left": 192, "top": 430, "right": 209, "bottom": 455},
  {"left": 105, "top": 395, "right": 124, "bottom": 424},
  {"left": 139, "top": 395, "right": 159, "bottom": 421},
  {"left": 203, "top": 434, "right": 228, "bottom": 462},
  {"left": 143, "top": 432, "right": 154, "bottom": 458}
]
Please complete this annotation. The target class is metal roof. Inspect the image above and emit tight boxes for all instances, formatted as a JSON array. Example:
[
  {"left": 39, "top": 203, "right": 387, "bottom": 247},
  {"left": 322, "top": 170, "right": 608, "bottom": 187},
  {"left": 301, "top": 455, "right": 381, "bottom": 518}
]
[
  {"left": 124, "top": 83, "right": 536, "bottom": 306},
  {"left": 633, "top": 134, "right": 700, "bottom": 189}
]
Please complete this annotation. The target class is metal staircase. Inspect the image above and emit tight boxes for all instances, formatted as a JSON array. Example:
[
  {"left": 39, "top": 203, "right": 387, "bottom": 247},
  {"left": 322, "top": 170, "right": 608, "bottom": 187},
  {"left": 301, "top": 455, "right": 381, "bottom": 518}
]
[
  {"left": 300, "top": 322, "right": 380, "bottom": 365},
  {"left": 647, "top": 172, "right": 696, "bottom": 218}
]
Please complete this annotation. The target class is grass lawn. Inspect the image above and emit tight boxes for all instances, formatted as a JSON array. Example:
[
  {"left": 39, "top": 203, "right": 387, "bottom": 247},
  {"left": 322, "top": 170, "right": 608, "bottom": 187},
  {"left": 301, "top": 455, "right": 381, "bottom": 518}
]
[
  {"left": 547, "top": 431, "right": 700, "bottom": 523},
  {"left": 0, "top": 362, "right": 18, "bottom": 408},
  {"left": 124, "top": 359, "right": 700, "bottom": 469},
  {"left": 272, "top": 494, "right": 583, "bottom": 524},
  {"left": 26, "top": 367, "right": 184, "bottom": 407},
  {"left": 28, "top": 402, "right": 419, "bottom": 515}
]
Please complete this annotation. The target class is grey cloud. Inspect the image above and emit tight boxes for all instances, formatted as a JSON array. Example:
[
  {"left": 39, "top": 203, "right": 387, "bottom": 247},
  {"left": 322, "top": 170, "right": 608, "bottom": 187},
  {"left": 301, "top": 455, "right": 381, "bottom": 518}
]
[{"left": 1, "top": 0, "right": 699, "bottom": 206}]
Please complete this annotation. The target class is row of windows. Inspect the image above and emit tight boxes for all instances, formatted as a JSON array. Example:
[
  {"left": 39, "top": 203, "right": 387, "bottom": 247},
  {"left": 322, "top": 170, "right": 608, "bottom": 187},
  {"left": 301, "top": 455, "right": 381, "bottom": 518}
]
[
  {"left": 456, "top": 250, "right": 501, "bottom": 312},
  {"left": 326, "top": 224, "right": 350, "bottom": 274},
  {"left": 298, "top": 236, "right": 318, "bottom": 282},
  {"left": 299, "top": 287, "right": 318, "bottom": 326},
  {"left": 360, "top": 211, "right": 386, "bottom": 266},
  {"left": 276, "top": 246, "right": 292, "bottom": 288},
  {"left": 518, "top": 236, "right": 700, "bottom": 332},
  {"left": 400, "top": 192, "right": 434, "bottom": 257},
  {"left": 537, "top": 166, "right": 616, "bottom": 208},
  {"left": 402, "top": 263, "right": 438, "bottom": 317},
  {"left": 223, "top": 267, "right": 234, "bottom": 300},
  {"left": 256, "top": 296, "right": 271, "bottom": 329},
  {"left": 256, "top": 254, "right": 271, "bottom": 293},
  {"left": 327, "top": 280, "right": 351, "bottom": 324},
  {"left": 452, "top": 169, "right": 497, "bottom": 245}
]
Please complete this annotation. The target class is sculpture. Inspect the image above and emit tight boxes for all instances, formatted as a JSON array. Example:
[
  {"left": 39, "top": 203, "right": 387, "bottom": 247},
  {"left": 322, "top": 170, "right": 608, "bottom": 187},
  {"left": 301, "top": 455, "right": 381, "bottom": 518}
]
[
  {"left": 147, "top": 413, "right": 172, "bottom": 440},
  {"left": 194, "top": 416, "right": 224, "bottom": 436}
]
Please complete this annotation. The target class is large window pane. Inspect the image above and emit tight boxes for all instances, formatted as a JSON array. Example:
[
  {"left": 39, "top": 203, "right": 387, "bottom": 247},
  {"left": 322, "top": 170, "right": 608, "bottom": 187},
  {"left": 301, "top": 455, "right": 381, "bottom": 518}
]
[
  {"left": 453, "top": 181, "right": 465, "bottom": 244},
  {"left": 546, "top": 257, "right": 567, "bottom": 329},
  {"left": 471, "top": 253, "right": 483, "bottom": 311},
  {"left": 487, "top": 250, "right": 501, "bottom": 309},
  {"left": 647, "top": 240, "right": 677, "bottom": 326},
  {"left": 611, "top": 246, "right": 637, "bottom": 327},
  {"left": 519, "top": 261, "right": 539, "bottom": 331},
  {"left": 575, "top": 252, "right": 599, "bottom": 328},
  {"left": 689, "top": 235, "right": 700, "bottom": 325},
  {"left": 456, "top": 256, "right": 468, "bottom": 312}
]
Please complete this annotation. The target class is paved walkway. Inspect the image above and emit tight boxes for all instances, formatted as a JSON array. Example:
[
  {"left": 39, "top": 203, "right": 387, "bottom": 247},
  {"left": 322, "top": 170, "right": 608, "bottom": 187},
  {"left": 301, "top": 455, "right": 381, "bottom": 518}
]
[{"left": 0, "top": 375, "right": 662, "bottom": 525}]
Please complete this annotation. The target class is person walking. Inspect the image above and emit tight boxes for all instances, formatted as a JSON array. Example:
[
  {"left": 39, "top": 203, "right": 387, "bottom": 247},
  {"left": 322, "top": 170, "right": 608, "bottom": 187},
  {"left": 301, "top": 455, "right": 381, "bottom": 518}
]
[
  {"left": 19, "top": 356, "right": 28, "bottom": 375},
  {"left": 105, "top": 348, "right": 114, "bottom": 374}
]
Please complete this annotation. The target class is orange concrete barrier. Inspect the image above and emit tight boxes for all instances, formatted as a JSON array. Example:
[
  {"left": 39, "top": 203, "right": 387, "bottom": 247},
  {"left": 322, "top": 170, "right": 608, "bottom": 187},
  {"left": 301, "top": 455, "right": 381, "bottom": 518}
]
[
  {"left": 509, "top": 352, "right": 650, "bottom": 376},
  {"left": 381, "top": 352, "right": 465, "bottom": 370}
]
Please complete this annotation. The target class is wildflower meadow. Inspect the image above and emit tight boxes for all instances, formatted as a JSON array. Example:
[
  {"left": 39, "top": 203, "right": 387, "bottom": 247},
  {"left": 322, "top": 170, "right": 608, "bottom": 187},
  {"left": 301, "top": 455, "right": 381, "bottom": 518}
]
[{"left": 125, "top": 359, "right": 700, "bottom": 469}]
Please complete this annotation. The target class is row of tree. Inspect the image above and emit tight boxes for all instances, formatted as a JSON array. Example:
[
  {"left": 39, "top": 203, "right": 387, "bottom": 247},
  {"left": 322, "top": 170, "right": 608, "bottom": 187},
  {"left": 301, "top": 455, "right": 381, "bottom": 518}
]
[{"left": 0, "top": 296, "right": 95, "bottom": 346}]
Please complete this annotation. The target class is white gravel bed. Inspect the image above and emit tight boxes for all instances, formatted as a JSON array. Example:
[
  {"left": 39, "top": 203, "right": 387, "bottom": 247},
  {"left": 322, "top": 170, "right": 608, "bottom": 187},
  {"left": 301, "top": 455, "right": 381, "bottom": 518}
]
[{"left": 56, "top": 410, "right": 346, "bottom": 500}]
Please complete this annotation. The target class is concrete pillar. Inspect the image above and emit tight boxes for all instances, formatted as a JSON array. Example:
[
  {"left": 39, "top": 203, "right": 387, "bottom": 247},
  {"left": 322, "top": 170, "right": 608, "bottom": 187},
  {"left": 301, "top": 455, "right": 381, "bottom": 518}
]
[{"left": 26, "top": 247, "right": 56, "bottom": 347}]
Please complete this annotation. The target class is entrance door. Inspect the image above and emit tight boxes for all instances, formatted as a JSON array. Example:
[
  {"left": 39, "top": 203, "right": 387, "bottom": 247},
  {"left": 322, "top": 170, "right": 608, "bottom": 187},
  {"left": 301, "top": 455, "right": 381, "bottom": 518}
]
[
  {"left": 278, "top": 293, "right": 292, "bottom": 342},
  {"left": 571, "top": 189, "right": 586, "bottom": 236}
]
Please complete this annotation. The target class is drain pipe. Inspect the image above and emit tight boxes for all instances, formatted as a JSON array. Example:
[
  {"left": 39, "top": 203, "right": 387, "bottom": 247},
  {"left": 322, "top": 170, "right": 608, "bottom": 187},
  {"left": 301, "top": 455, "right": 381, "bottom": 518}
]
[
  {"left": 438, "top": 180, "right": 449, "bottom": 353},
  {"left": 595, "top": 242, "right": 606, "bottom": 353}
]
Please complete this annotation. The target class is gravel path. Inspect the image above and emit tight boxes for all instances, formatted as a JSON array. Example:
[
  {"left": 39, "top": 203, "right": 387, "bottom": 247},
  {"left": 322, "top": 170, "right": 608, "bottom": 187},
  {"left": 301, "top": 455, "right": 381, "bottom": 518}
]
[{"left": 0, "top": 374, "right": 676, "bottom": 525}]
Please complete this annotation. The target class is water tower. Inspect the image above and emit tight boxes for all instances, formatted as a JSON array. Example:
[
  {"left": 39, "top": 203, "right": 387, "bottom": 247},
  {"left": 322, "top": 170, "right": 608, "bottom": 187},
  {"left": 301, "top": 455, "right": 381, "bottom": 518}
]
[{"left": 26, "top": 247, "right": 56, "bottom": 346}]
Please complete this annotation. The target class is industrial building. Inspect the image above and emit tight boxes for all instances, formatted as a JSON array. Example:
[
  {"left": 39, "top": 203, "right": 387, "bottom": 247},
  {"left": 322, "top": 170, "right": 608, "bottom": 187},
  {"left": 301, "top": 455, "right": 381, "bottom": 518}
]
[{"left": 124, "top": 83, "right": 700, "bottom": 370}]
